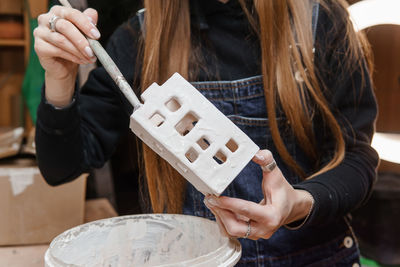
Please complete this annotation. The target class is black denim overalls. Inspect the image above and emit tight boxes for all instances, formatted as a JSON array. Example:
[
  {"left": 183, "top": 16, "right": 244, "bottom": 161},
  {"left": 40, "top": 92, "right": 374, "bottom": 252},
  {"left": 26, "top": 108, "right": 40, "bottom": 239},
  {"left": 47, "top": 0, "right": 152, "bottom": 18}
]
[
  {"left": 181, "top": 3, "right": 362, "bottom": 266},
  {"left": 183, "top": 75, "right": 361, "bottom": 266}
]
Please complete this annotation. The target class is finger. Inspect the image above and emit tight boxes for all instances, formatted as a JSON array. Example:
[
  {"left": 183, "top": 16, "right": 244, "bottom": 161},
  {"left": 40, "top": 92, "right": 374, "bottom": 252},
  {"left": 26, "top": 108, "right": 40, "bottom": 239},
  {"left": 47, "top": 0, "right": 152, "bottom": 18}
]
[
  {"left": 205, "top": 197, "right": 280, "bottom": 240},
  {"left": 35, "top": 38, "right": 83, "bottom": 65},
  {"left": 35, "top": 26, "right": 90, "bottom": 63},
  {"left": 83, "top": 8, "right": 98, "bottom": 26},
  {"left": 211, "top": 206, "right": 248, "bottom": 238},
  {"left": 204, "top": 199, "right": 229, "bottom": 237},
  {"left": 209, "top": 207, "right": 230, "bottom": 237},
  {"left": 252, "top": 149, "right": 273, "bottom": 167},
  {"left": 206, "top": 195, "right": 282, "bottom": 230},
  {"left": 216, "top": 206, "right": 278, "bottom": 240},
  {"left": 236, "top": 213, "right": 250, "bottom": 222},
  {"left": 51, "top": 18, "right": 96, "bottom": 61},
  {"left": 50, "top": 5, "right": 100, "bottom": 39},
  {"left": 37, "top": 10, "right": 96, "bottom": 61},
  {"left": 37, "top": 13, "right": 51, "bottom": 27},
  {"left": 253, "top": 150, "right": 280, "bottom": 175},
  {"left": 250, "top": 220, "right": 274, "bottom": 240},
  {"left": 205, "top": 195, "right": 266, "bottom": 222}
]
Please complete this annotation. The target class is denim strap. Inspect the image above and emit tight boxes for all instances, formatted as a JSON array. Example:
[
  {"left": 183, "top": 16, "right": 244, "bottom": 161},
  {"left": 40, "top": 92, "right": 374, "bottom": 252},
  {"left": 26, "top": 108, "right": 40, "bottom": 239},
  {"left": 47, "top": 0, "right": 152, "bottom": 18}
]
[{"left": 136, "top": 8, "right": 145, "bottom": 35}]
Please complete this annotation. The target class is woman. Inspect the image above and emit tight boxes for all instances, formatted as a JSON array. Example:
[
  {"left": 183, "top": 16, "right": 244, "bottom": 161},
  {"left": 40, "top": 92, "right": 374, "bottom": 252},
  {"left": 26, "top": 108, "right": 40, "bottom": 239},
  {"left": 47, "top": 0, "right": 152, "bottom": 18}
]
[{"left": 34, "top": 0, "right": 378, "bottom": 265}]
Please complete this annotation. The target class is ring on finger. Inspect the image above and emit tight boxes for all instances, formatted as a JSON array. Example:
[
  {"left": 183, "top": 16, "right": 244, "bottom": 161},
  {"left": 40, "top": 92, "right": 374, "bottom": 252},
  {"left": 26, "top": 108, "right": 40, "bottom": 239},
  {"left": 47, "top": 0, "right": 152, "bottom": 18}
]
[
  {"left": 49, "top": 15, "right": 61, "bottom": 32},
  {"left": 261, "top": 159, "right": 277, "bottom": 172},
  {"left": 243, "top": 220, "right": 251, "bottom": 239}
]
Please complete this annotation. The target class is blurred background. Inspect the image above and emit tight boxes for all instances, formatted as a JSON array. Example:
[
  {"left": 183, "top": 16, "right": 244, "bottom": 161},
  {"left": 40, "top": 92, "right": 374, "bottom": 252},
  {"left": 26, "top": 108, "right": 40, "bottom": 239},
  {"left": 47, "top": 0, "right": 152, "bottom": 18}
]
[{"left": 0, "top": 0, "right": 398, "bottom": 266}]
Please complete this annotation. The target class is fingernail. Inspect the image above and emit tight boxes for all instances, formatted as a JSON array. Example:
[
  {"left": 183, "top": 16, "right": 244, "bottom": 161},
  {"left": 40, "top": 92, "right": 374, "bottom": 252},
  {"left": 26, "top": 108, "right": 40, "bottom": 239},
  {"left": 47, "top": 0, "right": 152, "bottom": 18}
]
[
  {"left": 85, "top": 46, "right": 94, "bottom": 58},
  {"left": 90, "top": 56, "right": 97, "bottom": 63},
  {"left": 90, "top": 28, "right": 101, "bottom": 39},
  {"left": 206, "top": 197, "right": 218, "bottom": 207},
  {"left": 255, "top": 153, "right": 265, "bottom": 161},
  {"left": 88, "top": 16, "right": 96, "bottom": 28}
]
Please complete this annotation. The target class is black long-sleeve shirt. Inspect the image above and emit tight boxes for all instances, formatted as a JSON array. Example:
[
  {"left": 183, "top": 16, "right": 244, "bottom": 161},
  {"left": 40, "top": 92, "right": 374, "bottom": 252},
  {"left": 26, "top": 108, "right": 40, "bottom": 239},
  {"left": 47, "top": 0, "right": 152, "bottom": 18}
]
[{"left": 35, "top": 0, "right": 379, "bottom": 226}]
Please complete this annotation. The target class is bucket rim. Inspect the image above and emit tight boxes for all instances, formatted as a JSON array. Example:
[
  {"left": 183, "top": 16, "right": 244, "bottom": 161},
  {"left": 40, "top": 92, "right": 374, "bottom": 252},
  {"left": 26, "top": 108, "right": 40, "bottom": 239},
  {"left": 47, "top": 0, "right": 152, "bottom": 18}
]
[{"left": 45, "top": 213, "right": 242, "bottom": 267}]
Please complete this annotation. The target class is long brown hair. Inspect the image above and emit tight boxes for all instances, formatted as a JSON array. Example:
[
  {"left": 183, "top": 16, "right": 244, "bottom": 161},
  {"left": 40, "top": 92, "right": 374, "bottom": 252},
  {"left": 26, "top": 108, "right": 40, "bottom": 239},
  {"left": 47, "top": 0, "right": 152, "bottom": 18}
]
[{"left": 140, "top": 0, "right": 372, "bottom": 213}]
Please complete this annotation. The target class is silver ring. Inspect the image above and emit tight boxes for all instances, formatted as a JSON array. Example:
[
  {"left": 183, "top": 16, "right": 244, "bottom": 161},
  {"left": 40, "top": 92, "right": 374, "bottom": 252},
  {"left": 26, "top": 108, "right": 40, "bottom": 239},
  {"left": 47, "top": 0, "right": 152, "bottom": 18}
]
[
  {"left": 49, "top": 15, "right": 61, "bottom": 32},
  {"left": 261, "top": 159, "right": 277, "bottom": 172},
  {"left": 244, "top": 220, "right": 251, "bottom": 239}
]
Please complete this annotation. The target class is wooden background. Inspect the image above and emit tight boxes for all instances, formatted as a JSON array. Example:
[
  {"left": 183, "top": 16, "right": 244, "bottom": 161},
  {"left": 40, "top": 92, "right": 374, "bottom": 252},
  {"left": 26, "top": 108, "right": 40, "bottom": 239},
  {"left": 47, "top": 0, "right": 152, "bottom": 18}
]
[{"left": 0, "top": 0, "right": 48, "bottom": 130}]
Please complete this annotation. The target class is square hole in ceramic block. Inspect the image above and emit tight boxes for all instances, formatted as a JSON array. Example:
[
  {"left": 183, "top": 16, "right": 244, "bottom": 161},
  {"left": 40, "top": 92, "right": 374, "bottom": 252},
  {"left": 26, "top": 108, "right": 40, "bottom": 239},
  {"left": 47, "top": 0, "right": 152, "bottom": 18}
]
[
  {"left": 226, "top": 138, "right": 238, "bottom": 153},
  {"left": 213, "top": 150, "right": 227, "bottom": 165},
  {"left": 185, "top": 147, "right": 199, "bottom": 163},
  {"left": 165, "top": 97, "right": 181, "bottom": 112},
  {"left": 175, "top": 112, "right": 199, "bottom": 136},
  {"left": 149, "top": 112, "right": 165, "bottom": 127},
  {"left": 197, "top": 137, "right": 211, "bottom": 150}
]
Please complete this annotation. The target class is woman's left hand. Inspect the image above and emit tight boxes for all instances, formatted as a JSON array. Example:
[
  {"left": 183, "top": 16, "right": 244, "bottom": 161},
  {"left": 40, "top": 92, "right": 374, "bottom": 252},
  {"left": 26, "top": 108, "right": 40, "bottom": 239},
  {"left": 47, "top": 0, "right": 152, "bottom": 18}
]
[{"left": 204, "top": 149, "right": 314, "bottom": 240}]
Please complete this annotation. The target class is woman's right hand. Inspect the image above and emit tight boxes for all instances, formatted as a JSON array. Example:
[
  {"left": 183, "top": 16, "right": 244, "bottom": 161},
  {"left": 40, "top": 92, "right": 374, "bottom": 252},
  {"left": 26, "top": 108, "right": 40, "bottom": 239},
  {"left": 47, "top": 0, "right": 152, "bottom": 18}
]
[{"left": 33, "top": 6, "right": 101, "bottom": 107}]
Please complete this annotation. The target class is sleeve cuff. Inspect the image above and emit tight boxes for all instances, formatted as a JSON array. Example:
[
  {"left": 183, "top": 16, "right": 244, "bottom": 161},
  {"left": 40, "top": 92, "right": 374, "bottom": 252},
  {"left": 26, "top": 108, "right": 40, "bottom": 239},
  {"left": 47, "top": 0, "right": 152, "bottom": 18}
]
[
  {"left": 46, "top": 97, "right": 76, "bottom": 110},
  {"left": 36, "top": 85, "right": 80, "bottom": 134},
  {"left": 292, "top": 181, "right": 329, "bottom": 227},
  {"left": 284, "top": 189, "right": 315, "bottom": 230}
]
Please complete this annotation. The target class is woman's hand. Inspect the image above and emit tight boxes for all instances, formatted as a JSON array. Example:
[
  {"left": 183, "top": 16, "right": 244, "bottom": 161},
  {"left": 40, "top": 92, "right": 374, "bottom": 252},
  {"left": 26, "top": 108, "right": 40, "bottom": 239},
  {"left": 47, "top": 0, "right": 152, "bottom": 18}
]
[
  {"left": 204, "top": 149, "right": 314, "bottom": 240},
  {"left": 33, "top": 6, "right": 101, "bottom": 107}
]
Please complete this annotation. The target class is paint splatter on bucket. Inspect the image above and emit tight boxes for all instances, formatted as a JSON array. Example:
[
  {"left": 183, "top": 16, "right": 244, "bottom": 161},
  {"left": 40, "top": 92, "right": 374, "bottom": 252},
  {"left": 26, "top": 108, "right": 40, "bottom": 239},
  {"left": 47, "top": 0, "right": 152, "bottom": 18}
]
[{"left": 44, "top": 214, "right": 241, "bottom": 266}]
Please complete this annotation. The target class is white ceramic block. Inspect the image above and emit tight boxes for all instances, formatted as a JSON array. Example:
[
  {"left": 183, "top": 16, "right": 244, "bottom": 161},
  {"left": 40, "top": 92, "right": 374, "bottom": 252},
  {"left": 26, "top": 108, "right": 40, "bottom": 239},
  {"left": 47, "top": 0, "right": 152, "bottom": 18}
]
[{"left": 130, "top": 73, "right": 259, "bottom": 196}]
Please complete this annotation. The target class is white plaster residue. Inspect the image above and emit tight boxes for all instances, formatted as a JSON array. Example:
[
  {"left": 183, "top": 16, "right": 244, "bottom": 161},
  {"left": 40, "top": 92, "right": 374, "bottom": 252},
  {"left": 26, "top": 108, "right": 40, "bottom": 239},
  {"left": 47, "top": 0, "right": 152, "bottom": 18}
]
[
  {"left": 1, "top": 168, "right": 38, "bottom": 196},
  {"left": 101, "top": 219, "right": 147, "bottom": 266},
  {"left": 45, "top": 214, "right": 242, "bottom": 267}
]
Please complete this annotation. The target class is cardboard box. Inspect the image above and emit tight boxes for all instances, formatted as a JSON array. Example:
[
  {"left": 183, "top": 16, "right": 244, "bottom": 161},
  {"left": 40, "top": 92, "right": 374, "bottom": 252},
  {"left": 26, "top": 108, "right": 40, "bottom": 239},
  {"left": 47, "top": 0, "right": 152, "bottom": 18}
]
[
  {"left": 0, "top": 159, "right": 87, "bottom": 246},
  {"left": 0, "top": 199, "right": 118, "bottom": 266}
]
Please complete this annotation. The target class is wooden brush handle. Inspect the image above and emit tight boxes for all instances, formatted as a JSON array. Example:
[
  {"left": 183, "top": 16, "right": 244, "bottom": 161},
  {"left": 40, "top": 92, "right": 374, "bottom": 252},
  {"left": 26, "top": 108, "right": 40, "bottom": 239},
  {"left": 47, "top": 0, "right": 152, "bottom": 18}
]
[{"left": 59, "top": 0, "right": 142, "bottom": 110}]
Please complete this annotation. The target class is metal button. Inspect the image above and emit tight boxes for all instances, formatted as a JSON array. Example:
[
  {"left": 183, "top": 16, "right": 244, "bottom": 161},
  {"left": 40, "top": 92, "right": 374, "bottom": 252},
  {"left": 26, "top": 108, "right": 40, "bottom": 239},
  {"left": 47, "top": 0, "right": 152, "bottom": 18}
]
[
  {"left": 344, "top": 236, "right": 354, "bottom": 248},
  {"left": 352, "top": 263, "right": 360, "bottom": 267}
]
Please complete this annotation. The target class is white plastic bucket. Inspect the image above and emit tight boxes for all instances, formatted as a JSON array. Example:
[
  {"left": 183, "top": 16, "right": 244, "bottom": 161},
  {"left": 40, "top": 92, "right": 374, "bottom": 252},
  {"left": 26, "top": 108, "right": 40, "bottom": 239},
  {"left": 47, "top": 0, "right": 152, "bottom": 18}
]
[{"left": 44, "top": 214, "right": 241, "bottom": 266}]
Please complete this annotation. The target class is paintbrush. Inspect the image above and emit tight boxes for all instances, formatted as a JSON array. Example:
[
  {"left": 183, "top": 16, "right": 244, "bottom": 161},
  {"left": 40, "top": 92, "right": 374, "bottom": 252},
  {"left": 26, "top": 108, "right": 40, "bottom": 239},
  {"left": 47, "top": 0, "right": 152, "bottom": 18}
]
[{"left": 59, "top": 0, "right": 141, "bottom": 111}]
